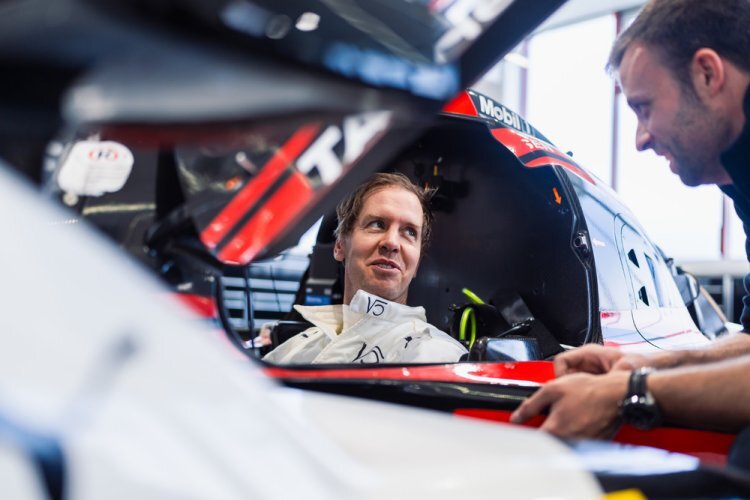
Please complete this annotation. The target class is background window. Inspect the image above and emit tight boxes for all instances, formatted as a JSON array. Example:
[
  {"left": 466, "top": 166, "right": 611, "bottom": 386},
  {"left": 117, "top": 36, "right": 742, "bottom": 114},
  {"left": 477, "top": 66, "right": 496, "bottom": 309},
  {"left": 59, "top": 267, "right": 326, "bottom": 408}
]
[{"left": 526, "top": 15, "right": 616, "bottom": 186}]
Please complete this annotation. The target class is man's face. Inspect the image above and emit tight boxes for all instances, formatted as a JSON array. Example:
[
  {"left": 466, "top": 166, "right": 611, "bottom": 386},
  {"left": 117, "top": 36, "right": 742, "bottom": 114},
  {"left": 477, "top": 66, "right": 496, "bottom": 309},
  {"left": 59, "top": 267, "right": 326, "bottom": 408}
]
[
  {"left": 618, "top": 42, "right": 732, "bottom": 186},
  {"left": 334, "top": 186, "right": 423, "bottom": 305}
]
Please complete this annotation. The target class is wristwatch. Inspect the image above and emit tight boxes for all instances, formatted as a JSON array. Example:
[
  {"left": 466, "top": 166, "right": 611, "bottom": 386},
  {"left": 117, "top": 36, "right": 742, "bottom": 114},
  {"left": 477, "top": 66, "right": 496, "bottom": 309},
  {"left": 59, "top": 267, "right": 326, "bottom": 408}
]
[{"left": 619, "top": 367, "right": 662, "bottom": 430}]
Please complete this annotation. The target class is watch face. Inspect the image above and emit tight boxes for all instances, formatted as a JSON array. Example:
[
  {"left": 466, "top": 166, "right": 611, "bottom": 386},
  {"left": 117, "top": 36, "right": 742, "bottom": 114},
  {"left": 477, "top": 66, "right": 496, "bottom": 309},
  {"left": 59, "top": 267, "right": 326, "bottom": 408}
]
[{"left": 622, "top": 399, "right": 661, "bottom": 430}]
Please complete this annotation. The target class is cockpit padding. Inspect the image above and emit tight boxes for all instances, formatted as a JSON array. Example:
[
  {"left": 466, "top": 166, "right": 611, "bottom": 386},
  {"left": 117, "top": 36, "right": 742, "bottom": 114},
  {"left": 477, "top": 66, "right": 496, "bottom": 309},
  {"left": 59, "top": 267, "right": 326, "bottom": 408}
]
[{"left": 402, "top": 120, "right": 592, "bottom": 347}]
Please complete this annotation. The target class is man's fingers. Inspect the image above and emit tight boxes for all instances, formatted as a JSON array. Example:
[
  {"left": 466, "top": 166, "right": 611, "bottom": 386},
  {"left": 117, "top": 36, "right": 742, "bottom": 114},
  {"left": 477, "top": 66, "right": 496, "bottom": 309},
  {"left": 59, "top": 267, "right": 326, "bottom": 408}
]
[
  {"left": 538, "top": 414, "right": 567, "bottom": 437},
  {"left": 612, "top": 354, "right": 645, "bottom": 371},
  {"left": 553, "top": 356, "right": 575, "bottom": 376},
  {"left": 612, "top": 359, "right": 635, "bottom": 371},
  {"left": 553, "top": 344, "right": 627, "bottom": 376},
  {"left": 510, "top": 387, "right": 556, "bottom": 424},
  {"left": 553, "top": 349, "right": 592, "bottom": 376}
]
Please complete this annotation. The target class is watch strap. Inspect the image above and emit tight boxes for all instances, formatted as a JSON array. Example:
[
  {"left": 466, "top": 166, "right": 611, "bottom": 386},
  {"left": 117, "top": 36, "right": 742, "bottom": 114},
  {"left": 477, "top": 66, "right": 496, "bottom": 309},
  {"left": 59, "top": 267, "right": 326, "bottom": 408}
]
[{"left": 628, "top": 366, "right": 653, "bottom": 398}]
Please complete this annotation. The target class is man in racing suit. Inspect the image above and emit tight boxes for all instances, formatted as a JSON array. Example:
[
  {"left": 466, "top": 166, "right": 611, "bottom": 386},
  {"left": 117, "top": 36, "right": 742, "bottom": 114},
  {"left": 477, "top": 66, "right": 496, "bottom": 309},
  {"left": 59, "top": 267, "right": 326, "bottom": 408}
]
[
  {"left": 264, "top": 172, "right": 467, "bottom": 364},
  {"left": 511, "top": 0, "right": 750, "bottom": 437}
]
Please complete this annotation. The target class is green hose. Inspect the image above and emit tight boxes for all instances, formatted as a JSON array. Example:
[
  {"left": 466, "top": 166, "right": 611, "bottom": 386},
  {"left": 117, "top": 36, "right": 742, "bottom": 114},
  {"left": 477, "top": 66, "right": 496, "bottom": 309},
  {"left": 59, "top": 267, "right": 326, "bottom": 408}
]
[
  {"left": 459, "top": 306, "right": 477, "bottom": 347},
  {"left": 461, "top": 287, "right": 485, "bottom": 305},
  {"left": 459, "top": 288, "right": 484, "bottom": 348}
]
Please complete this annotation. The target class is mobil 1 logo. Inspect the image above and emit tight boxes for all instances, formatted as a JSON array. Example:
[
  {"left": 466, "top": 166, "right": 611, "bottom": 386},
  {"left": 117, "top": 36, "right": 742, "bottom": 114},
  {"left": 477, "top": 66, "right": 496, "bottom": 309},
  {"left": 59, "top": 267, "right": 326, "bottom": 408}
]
[{"left": 473, "top": 93, "right": 533, "bottom": 135}]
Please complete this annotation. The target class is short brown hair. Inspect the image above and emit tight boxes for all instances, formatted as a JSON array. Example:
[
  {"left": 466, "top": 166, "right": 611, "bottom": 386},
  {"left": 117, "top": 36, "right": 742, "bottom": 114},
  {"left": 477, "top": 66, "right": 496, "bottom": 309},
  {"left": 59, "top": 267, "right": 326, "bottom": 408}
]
[
  {"left": 607, "top": 0, "right": 750, "bottom": 91},
  {"left": 334, "top": 172, "right": 434, "bottom": 252}
]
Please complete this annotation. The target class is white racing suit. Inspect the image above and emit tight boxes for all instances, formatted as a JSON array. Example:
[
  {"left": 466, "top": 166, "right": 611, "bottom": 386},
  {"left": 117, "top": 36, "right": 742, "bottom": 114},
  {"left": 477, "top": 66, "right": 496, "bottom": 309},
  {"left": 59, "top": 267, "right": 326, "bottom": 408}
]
[{"left": 263, "top": 290, "right": 467, "bottom": 364}]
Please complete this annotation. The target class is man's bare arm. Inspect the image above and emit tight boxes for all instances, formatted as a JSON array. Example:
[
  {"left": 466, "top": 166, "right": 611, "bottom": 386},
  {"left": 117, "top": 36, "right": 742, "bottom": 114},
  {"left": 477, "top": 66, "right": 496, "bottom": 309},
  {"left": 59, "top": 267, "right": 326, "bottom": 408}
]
[
  {"left": 613, "top": 333, "right": 750, "bottom": 370},
  {"left": 649, "top": 353, "right": 750, "bottom": 432},
  {"left": 553, "top": 333, "right": 750, "bottom": 377}
]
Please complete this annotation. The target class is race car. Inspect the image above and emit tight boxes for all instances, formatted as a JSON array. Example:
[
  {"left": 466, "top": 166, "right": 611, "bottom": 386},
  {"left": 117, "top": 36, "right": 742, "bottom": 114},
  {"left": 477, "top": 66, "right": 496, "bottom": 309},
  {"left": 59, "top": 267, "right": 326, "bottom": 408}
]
[
  {"left": 1, "top": 0, "right": 748, "bottom": 496},
  {"left": 3, "top": 152, "right": 750, "bottom": 500},
  {"left": 248, "top": 86, "right": 736, "bottom": 465}
]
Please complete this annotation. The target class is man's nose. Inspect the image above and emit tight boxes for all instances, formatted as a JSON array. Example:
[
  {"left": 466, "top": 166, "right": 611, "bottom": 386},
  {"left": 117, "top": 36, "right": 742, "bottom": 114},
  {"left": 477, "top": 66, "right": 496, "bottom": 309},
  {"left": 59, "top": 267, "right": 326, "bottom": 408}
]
[
  {"left": 635, "top": 121, "right": 652, "bottom": 152},
  {"left": 379, "top": 228, "right": 400, "bottom": 253}
]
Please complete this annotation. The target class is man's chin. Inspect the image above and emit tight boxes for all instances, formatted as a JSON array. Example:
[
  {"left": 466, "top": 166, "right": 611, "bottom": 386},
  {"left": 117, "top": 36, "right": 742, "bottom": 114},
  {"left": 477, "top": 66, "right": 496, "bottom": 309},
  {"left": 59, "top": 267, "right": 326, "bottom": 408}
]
[
  {"left": 359, "top": 284, "right": 406, "bottom": 304},
  {"left": 673, "top": 162, "right": 707, "bottom": 187},
  {"left": 677, "top": 172, "right": 703, "bottom": 187}
]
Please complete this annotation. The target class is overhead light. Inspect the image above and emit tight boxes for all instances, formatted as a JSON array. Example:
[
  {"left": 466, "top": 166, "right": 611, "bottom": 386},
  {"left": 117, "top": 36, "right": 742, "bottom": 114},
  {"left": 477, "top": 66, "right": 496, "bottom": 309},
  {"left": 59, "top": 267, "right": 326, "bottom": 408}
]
[{"left": 296, "top": 12, "right": 320, "bottom": 32}]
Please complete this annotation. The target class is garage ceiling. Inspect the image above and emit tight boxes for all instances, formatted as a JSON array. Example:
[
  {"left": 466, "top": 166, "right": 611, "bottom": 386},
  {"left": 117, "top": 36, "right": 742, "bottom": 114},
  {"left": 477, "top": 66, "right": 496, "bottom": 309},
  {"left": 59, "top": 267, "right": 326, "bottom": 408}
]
[{"left": 538, "top": 0, "right": 645, "bottom": 31}]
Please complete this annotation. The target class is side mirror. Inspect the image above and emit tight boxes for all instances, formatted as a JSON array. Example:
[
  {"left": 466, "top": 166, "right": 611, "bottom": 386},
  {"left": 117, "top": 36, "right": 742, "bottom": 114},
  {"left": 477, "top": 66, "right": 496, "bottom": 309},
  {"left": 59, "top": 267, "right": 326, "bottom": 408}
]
[
  {"left": 467, "top": 337, "right": 543, "bottom": 362},
  {"left": 673, "top": 267, "right": 728, "bottom": 340},
  {"left": 673, "top": 270, "right": 700, "bottom": 307}
]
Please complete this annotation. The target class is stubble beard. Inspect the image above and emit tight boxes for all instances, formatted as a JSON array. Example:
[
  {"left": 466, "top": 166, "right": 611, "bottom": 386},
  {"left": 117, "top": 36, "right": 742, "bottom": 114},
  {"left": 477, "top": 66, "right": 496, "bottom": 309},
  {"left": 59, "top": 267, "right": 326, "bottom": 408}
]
[{"left": 671, "top": 96, "right": 732, "bottom": 187}]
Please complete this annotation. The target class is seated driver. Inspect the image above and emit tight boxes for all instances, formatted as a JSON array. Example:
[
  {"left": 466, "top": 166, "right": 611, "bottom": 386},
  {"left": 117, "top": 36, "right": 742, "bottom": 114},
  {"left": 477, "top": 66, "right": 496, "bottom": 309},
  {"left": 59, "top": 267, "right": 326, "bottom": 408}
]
[{"left": 264, "top": 172, "right": 467, "bottom": 364}]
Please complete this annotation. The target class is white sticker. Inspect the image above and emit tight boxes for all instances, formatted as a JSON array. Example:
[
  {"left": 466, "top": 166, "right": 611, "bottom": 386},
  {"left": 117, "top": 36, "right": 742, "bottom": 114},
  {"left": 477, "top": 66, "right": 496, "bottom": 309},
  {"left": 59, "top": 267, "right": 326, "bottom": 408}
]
[
  {"left": 296, "top": 111, "right": 391, "bottom": 185},
  {"left": 57, "top": 140, "right": 135, "bottom": 196},
  {"left": 435, "top": 0, "right": 513, "bottom": 63}
]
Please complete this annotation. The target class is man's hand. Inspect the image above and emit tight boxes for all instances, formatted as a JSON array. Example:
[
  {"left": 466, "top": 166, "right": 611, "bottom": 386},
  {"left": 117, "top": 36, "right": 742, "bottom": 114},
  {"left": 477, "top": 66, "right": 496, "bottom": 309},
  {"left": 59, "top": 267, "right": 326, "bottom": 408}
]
[
  {"left": 510, "top": 371, "right": 630, "bottom": 439},
  {"left": 554, "top": 344, "right": 625, "bottom": 376},
  {"left": 554, "top": 344, "right": 676, "bottom": 375},
  {"left": 610, "top": 352, "right": 656, "bottom": 371}
]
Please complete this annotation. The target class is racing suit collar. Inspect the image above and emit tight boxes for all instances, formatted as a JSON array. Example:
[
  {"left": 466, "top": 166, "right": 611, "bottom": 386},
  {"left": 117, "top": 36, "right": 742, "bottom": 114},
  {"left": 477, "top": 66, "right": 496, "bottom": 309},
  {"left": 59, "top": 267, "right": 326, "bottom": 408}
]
[
  {"left": 292, "top": 303, "right": 343, "bottom": 338},
  {"left": 347, "top": 289, "right": 427, "bottom": 323},
  {"left": 292, "top": 290, "right": 427, "bottom": 339}
]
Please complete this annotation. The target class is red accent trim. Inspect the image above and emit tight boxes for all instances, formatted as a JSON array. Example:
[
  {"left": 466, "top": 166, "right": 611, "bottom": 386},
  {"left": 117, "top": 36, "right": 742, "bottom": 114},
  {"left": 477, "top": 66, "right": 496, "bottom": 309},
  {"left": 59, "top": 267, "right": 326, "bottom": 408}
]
[
  {"left": 200, "top": 124, "right": 321, "bottom": 250},
  {"left": 217, "top": 171, "right": 314, "bottom": 264},
  {"left": 271, "top": 358, "right": 733, "bottom": 464},
  {"left": 100, "top": 125, "right": 270, "bottom": 147},
  {"left": 613, "top": 425, "right": 733, "bottom": 465},
  {"left": 454, "top": 408, "right": 546, "bottom": 428},
  {"left": 264, "top": 361, "right": 555, "bottom": 385},
  {"left": 604, "top": 340, "right": 635, "bottom": 347},
  {"left": 454, "top": 409, "right": 733, "bottom": 465},
  {"left": 525, "top": 157, "right": 596, "bottom": 184},
  {"left": 606, "top": 329, "right": 695, "bottom": 347},
  {"left": 173, "top": 293, "right": 218, "bottom": 318},
  {"left": 490, "top": 128, "right": 596, "bottom": 185},
  {"left": 600, "top": 311, "right": 621, "bottom": 320},
  {"left": 442, "top": 91, "right": 478, "bottom": 117},
  {"left": 655, "top": 329, "right": 694, "bottom": 340}
]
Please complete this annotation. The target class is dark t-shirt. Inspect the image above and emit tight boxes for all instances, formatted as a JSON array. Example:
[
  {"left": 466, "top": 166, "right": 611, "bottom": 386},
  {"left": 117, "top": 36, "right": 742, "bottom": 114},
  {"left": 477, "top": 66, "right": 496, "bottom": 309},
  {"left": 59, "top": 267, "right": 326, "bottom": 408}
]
[{"left": 719, "top": 88, "right": 750, "bottom": 333}]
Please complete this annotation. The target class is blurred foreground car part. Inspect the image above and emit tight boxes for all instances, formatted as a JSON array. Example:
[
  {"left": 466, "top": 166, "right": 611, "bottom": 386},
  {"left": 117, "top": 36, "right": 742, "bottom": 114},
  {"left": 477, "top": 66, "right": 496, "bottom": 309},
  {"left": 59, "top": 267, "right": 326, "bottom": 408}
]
[{"left": 0, "top": 161, "right": 607, "bottom": 499}]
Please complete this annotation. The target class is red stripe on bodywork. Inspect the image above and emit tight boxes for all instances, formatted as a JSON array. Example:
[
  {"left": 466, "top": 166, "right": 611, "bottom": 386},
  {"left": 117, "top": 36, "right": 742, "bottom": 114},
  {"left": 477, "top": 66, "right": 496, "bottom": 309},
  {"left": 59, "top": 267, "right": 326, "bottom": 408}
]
[
  {"left": 454, "top": 409, "right": 545, "bottom": 427},
  {"left": 606, "top": 329, "right": 695, "bottom": 347},
  {"left": 525, "top": 157, "right": 596, "bottom": 184},
  {"left": 490, "top": 127, "right": 596, "bottom": 185},
  {"left": 442, "top": 91, "right": 478, "bottom": 117},
  {"left": 217, "top": 171, "right": 314, "bottom": 264},
  {"left": 613, "top": 425, "right": 734, "bottom": 465},
  {"left": 200, "top": 124, "right": 320, "bottom": 250},
  {"left": 264, "top": 361, "right": 555, "bottom": 385},
  {"left": 173, "top": 293, "right": 218, "bottom": 318},
  {"left": 603, "top": 340, "right": 644, "bottom": 347},
  {"left": 454, "top": 409, "right": 733, "bottom": 465},
  {"left": 600, "top": 311, "right": 620, "bottom": 319}
]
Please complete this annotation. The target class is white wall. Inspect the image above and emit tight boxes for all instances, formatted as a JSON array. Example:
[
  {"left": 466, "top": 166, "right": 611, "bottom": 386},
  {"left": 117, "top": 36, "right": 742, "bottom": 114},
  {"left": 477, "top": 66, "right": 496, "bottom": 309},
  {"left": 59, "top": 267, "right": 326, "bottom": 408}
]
[
  {"left": 511, "top": 12, "right": 746, "bottom": 262},
  {"left": 525, "top": 15, "right": 615, "bottom": 186}
]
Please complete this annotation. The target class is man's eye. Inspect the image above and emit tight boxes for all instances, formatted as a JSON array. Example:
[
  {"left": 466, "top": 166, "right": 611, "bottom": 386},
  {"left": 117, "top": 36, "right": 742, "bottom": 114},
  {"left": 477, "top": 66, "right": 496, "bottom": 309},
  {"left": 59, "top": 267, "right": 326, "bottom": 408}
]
[
  {"left": 405, "top": 227, "right": 418, "bottom": 238},
  {"left": 367, "top": 220, "right": 385, "bottom": 229}
]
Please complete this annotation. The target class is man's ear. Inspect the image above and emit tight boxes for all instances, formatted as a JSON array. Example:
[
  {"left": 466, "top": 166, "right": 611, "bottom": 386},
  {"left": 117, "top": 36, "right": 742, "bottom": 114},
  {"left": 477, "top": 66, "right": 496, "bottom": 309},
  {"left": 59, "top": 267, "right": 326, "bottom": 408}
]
[
  {"left": 333, "top": 237, "right": 345, "bottom": 262},
  {"left": 691, "top": 48, "right": 725, "bottom": 98}
]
